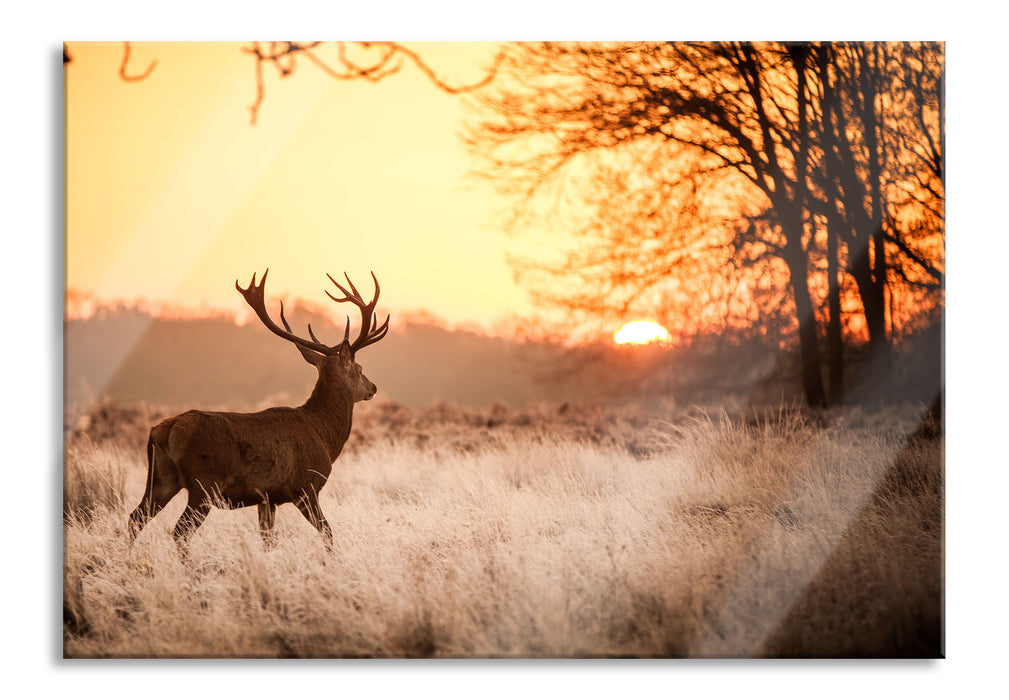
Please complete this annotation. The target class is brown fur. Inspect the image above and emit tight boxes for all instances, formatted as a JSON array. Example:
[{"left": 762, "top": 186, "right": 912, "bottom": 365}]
[{"left": 128, "top": 341, "right": 376, "bottom": 551}]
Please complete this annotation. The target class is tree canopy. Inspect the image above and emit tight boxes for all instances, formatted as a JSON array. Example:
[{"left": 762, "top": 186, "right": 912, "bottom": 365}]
[{"left": 465, "top": 41, "right": 944, "bottom": 406}]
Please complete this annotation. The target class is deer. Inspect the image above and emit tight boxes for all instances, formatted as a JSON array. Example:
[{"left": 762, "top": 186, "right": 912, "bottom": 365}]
[{"left": 127, "top": 269, "right": 389, "bottom": 553}]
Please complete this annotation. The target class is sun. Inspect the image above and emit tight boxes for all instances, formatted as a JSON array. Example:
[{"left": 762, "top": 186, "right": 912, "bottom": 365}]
[{"left": 613, "top": 320, "right": 670, "bottom": 345}]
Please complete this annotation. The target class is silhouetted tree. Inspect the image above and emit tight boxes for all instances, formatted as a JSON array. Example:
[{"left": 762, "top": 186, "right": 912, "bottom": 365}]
[
  {"left": 811, "top": 43, "right": 944, "bottom": 384},
  {"left": 465, "top": 41, "right": 944, "bottom": 407}
]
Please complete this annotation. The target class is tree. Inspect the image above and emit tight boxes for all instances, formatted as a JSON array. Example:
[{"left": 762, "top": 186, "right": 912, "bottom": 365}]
[
  {"left": 465, "top": 41, "right": 944, "bottom": 407},
  {"left": 812, "top": 43, "right": 944, "bottom": 379}
]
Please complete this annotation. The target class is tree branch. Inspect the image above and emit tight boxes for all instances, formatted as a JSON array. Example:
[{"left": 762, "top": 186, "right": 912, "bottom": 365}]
[
  {"left": 119, "top": 41, "right": 157, "bottom": 82},
  {"left": 884, "top": 230, "right": 945, "bottom": 286},
  {"left": 241, "top": 41, "right": 503, "bottom": 125}
]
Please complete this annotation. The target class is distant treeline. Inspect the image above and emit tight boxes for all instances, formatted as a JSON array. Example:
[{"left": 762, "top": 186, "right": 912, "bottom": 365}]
[{"left": 64, "top": 303, "right": 941, "bottom": 422}]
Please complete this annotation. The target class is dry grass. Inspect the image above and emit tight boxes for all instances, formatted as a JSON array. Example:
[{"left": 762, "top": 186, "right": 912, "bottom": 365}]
[{"left": 62, "top": 400, "right": 942, "bottom": 658}]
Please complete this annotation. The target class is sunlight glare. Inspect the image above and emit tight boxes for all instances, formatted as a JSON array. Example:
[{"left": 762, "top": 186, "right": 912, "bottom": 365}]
[{"left": 613, "top": 320, "right": 670, "bottom": 345}]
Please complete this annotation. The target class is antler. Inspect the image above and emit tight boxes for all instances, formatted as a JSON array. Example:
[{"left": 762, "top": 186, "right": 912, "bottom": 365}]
[
  {"left": 325, "top": 271, "right": 390, "bottom": 353},
  {"left": 236, "top": 269, "right": 390, "bottom": 357},
  {"left": 236, "top": 269, "right": 336, "bottom": 356}
]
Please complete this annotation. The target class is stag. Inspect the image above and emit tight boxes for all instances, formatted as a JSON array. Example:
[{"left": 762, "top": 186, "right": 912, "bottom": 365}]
[{"left": 127, "top": 269, "right": 389, "bottom": 552}]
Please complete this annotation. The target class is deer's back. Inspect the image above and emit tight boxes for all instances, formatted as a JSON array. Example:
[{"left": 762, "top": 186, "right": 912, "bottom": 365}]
[{"left": 152, "top": 407, "right": 335, "bottom": 507}]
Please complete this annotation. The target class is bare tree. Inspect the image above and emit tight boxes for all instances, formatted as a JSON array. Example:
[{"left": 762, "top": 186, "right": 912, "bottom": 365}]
[
  {"left": 465, "top": 41, "right": 944, "bottom": 406},
  {"left": 465, "top": 42, "right": 831, "bottom": 405},
  {"left": 812, "top": 42, "right": 944, "bottom": 371}
]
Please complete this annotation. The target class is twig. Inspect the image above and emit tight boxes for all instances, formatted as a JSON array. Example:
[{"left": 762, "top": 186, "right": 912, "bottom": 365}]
[{"left": 119, "top": 41, "right": 157, "bottom": 82}]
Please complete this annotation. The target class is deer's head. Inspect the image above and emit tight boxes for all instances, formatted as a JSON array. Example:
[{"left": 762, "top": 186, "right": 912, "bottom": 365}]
[
  {"left": 305, "top": 339, "right": 377, "bottom": 403},
  {"left": 236, "top": 269, "right": 388, "bottom": 403}
]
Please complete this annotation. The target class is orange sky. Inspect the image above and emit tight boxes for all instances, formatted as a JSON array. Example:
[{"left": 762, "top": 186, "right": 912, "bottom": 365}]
[{"left": 65, "top": 41, "right": 534, "bottom": 330}]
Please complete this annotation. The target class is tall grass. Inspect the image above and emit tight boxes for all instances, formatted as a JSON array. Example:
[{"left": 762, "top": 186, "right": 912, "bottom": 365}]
[
  {"left": 63, "top": 437, "right": 129, "bottom": 524},
  {"left": 62, "top": 401, "right": 942, "bottom": 657}
]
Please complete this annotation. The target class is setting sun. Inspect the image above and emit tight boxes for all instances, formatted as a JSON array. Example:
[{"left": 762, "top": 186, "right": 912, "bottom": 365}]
[{"left": 613, "top": 320, "right": 670, "bottom": 345}]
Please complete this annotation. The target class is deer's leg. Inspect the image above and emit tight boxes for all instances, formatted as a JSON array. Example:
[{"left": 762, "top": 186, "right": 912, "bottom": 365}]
[
  {"left": 258, "top": 501, "right": 277, "bottom": 549},
  {"left": 172, "top": 496, "right": 211, "bottom": 555},
  {"left": 128, "top": 494, "right": 172, "bottom": 543},
  {"left": 295, "top": 490, "right": 333, "bottom": 549}
]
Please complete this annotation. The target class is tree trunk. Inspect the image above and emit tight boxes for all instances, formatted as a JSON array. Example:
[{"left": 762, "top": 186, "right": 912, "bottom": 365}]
[
  {"left": 785, "top": 46, "right": 826, "bottom": 408},
  {"left": 816, "top": 44, "right": 845, "bottom": 405},
  {"left": 787, "top": 253, "right": 827, "bottom": 408},
  {"left": 855, "top": 45, "right": 893, "bottom": 386},
  {"left": 848, "top": 237, "right": 892, "bottom": 395},
  {"left": 827, "top": 226, "right": 844, "bottom": 404}
]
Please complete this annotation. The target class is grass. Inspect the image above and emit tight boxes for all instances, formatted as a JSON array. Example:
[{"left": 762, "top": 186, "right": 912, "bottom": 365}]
[{"left": 62, "top": 399, "right": 942, "bottom": 658}]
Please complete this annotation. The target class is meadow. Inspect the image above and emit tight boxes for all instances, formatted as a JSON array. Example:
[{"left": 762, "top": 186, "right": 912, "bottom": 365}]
[{"left": 62, "top": 398, "right": 943, "bottom": 658}]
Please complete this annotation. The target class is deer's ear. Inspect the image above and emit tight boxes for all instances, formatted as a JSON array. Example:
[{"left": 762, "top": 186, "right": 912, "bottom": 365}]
[
  {"left": 337, "top": 339, "right": 355, "bottom": 366},
  {"left": 295, "top": 344, "right": 324, "bottom": 367}
]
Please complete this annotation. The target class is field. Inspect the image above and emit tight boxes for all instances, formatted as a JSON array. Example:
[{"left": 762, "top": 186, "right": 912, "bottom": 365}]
[{"left": 62, "top": 398, "right": 943, "bottom": 658}]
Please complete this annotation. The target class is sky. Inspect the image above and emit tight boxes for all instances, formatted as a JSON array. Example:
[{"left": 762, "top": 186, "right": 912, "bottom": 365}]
[{"left": 65, "top": 41, "right": 534, "bottom": 330}]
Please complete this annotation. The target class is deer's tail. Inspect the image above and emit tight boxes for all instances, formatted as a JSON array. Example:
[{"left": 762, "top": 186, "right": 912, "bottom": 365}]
[
  {"left": 146, "top": 430, "right": 155, "bottom": 489},
  {"left": 128, "top": 424, "right": 182, "bottom": 540}
]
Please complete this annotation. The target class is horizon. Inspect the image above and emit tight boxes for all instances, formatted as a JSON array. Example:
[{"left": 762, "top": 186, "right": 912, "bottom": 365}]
[{"left": 63, "top": 285, "right": 621, "bottom": 346}]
